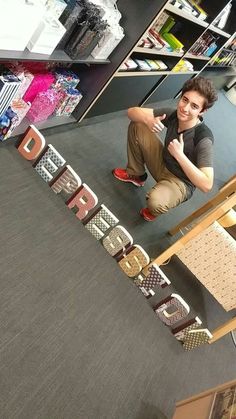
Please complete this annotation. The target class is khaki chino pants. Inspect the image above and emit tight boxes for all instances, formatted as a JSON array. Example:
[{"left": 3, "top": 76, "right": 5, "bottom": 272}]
[{"left": 126, "top": 121, "right": 188, "bottom": 216}]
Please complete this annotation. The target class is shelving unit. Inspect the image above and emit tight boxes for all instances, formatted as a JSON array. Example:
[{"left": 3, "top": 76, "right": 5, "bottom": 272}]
[{"left": 87, "top": 0, "right": 236, "bottom": 117}]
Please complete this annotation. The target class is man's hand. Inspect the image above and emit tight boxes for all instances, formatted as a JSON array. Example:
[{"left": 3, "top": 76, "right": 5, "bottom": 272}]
[
  {"left": 167, "top": 133, "right": 184, "bottom": 160},
  {"left": 150, "top": 114, "right": 166, "bottom": 133}
]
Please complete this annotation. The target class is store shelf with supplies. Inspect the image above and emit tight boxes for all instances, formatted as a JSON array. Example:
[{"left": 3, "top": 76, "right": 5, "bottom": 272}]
[{"left": 82, "top": 0, "right": 236, "bottom": 117}]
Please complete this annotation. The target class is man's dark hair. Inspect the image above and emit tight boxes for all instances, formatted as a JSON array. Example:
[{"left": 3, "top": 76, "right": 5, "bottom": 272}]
[{"left": 182, "top": 76, "right": 218, "bottom": 110}]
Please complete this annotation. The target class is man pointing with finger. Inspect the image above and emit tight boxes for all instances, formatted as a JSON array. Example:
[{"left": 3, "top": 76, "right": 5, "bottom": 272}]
[{"left": 112, "top": 76, "right": 218, "bottom": 221}]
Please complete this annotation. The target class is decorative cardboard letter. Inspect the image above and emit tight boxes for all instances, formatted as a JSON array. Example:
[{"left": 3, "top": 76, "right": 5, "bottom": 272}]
[
  {"left": 102, "top": 225, "right": 133, "bottom": 256},
  {"left": 50, "top": 165, "right": 82, "bottom": 195},
  {"left": 183, "top": 329, "right": 213, "bottom": 351},
  {"left": 33, "top": 145, "right": 66, "bottom": 182},
  {"left": 66, "top": 184, "right": 98, "bottom": 220},
  {"left": 17, "top": 125, "right": 45, "bottom": 160},
  {"left": 118, "top": 245, "right": 150, "bottom": 277},
  {"left": 135, "top": 263, "right": 171, "bottom": 298},
  {"left": 84, "top": 205, "right": 119, "bottom": 240},
  {"left": 172, "top": 317, "right": 202, "bottom": 341},
  {"left": 154, "top": 294, "right": 190, "bottom": 326}
]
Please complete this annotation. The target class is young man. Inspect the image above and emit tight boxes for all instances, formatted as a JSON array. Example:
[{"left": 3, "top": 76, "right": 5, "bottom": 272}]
[{"left": 112, "top": 76, "right": 218, "bottom": 221}]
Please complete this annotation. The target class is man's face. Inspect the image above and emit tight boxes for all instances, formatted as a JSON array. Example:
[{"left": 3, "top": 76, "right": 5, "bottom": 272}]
[{"left": 177, "top": 90, "right": 206, "bottom": 123}]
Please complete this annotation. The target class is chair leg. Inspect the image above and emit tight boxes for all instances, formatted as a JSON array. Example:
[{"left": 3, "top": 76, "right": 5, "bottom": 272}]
[{"left": 208, "top": 317, "right": 236, "bottom": 344}]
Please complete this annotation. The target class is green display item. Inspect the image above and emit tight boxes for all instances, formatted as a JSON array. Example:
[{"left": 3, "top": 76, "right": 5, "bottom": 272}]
[
  {"left": 145, "top": 59, "right": 160, "bottom": 70},
  {"left": 159, "top": 16, "right": 176, "bottom": 35},
  {"left": 162, "top": 32, "right": 184, "bottom": 49}
]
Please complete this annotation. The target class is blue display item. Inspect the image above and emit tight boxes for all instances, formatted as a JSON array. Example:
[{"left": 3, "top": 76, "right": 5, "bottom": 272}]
[
  {"left": 205, "top": 42, "right": 218, "bottom": 57},
  {"left": 66, "top": 87, "right": 82, "bottom": 95},
  {"left": 0, "top": 107, "right": 17, "bottom": 141}
]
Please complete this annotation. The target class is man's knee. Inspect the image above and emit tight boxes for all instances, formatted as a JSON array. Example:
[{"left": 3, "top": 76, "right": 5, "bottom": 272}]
[
  {"left": 147, "top": 193, "right": 170, "bottom": 215},
  {"left": 146, "top": 185, "right": 184, "bottom": 216}
]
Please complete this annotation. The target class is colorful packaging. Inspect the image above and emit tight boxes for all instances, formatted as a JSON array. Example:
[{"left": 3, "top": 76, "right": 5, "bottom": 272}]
[
  {"left": 0, "top": 107, "right": 18, "bottom": 141},
  {"left": 53, "top": 68, "right": 80, "bottom": 90},
  {"left": 27, "top": 88, "right": 60, "bottom": 122},
  {"left": 23, "top": 72, "right": 55, "bottom": 104},
  {"left": 11, "top": 98, "right": 31, "bottom": 124},
  {"left": 7, "top": 64, "right": 34, "bottom": 99},
  {"left": 62, "top": 88, "right": 83, "bottom": 116},
  {"left": 54, "top": 88, "right": 82, "bottom": 116}
]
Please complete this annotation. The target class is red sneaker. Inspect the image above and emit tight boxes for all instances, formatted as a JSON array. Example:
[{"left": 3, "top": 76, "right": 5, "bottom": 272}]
[
  {"left": 140, "top": 207, "right": 156, "bottom": 221},
  {"left": 112, "top": 168, "right": 146, "bottom": 187}
]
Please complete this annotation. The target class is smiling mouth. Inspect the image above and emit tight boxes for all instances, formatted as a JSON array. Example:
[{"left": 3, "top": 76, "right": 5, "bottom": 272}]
[{"left": 179, "top": 110, "right": 188, "bottom": 117}]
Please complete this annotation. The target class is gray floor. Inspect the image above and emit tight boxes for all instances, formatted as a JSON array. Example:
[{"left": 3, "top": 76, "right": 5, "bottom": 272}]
[{"left": 0, "top": 91, "right": 235, "bottom": 419}]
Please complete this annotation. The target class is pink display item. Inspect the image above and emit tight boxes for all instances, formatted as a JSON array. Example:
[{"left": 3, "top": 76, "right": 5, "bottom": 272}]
[
  {"left": 27, "top": 88, "right": 60, "bottom": 123},
  {"left": 23, "top": 72, "right": 55, "bottom": 104},
  {"left": 54, "top": 90, "right": 68, "bottom": 116}
]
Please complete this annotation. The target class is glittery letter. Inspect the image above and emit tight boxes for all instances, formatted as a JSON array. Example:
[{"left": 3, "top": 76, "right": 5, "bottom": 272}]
[{"left": 118, "top": 245, "right": 150, "bottom": 277}]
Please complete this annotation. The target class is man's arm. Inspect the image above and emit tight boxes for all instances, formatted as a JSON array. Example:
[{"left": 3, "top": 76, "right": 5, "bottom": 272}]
[
  {"left": 168, "top": 135, "right": 214, "bottom": 193},
  {"left": 127, "top": 107, "right": 166, "bottom": 133}
]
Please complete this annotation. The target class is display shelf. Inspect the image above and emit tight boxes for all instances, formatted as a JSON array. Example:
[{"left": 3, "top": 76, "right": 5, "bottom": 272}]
[
  {"left": 184, "top": 53, "right": 211, "bottom": 60},
  {"left": 0, "top": 48, "right": 110, "bottom": 64},
  {"left": 133, "top": 46, "right": 183, "bottom": 57},
  {"left": 165, "top": 3, "right": 208, "bottom": 28},
  {"left": 116, "top": 70, "right": 170, "bottom": 77},
  {"left": 11, "top": 115, "right": 76, "bottom": 137},
  {"left": 222, "top": 47, "right": 236, "bottom": 54},
  {"left": 115, "top": 70, "right": 198, "bottom": 77},
  {"left": 208, "top": 24, "right": 231, "bottom": 39}
]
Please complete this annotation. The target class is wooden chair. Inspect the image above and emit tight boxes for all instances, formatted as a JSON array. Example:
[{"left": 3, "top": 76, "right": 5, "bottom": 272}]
[
  {"left": 148, "top": 185, "right": 236, "bottom": 344},
  {"left": 169, "top": 174, "right": 236, "bottom": 236}
]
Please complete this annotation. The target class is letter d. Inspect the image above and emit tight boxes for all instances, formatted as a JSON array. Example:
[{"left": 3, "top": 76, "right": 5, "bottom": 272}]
[{"left": 17, "top": 125, "right": 46, "bottom": 161}]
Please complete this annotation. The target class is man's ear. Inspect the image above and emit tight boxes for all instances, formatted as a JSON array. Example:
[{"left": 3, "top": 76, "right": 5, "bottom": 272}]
[{"left": 199, "top": 108, "right": 207, "bottom": 116}]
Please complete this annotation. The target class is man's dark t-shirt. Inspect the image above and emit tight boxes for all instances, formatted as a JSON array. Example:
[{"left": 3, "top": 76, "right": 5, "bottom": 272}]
[{"left": 153, "top": 107, "right": 214, "bottom": 198}]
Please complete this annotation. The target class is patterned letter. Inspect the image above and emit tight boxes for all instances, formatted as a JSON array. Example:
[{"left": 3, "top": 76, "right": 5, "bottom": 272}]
[
  {"left": 183, "top": 329, "right": 213, "bottom": 351},
  {"left": 102, "top": 225, "right": 133, "bottom": 256},
  {"left": 136, "top": 263, "right": 171, "bottom": 297},
  {"left": 17, "top": 125, "right": 45, "bottom": 160},
  {"left": 50, "top": 165, "right": 82, "bottom": 195},
  {"left": 66, "top": 184, "right": 98, "bottom": 220},
  {"left": 154, "top": 294, "right": 190, "bottom": 326},
  {"left": 84, "top": 205, "right": 119, "bottom": 240},
  {"left": 33, "top": 145, "right": 66, "bottom": 182},
  {"left": 118, "top": 245, "right": 150, "bottom": 277},
  {"left": 172, "top": 317, "right": 202, "bottom": 341}
]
